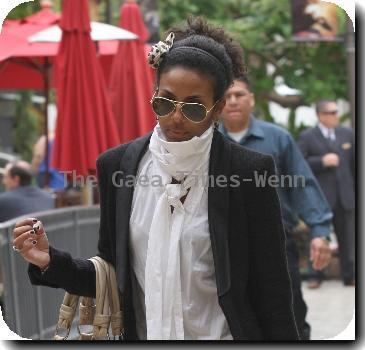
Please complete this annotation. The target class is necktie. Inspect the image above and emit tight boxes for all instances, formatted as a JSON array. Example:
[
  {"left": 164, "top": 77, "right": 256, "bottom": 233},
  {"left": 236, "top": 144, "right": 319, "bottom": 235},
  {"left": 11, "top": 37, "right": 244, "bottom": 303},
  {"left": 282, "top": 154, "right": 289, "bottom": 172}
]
[{"left": 327, "top": 129, "right": 335, "bottom": 141}]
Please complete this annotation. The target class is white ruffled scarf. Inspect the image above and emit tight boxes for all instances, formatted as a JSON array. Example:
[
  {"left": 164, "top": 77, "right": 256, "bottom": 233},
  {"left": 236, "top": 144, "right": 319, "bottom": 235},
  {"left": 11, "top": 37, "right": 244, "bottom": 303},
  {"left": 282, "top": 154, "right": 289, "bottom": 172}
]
[{"left": 145, "top": 124, "right": 213, "bottom": 340}]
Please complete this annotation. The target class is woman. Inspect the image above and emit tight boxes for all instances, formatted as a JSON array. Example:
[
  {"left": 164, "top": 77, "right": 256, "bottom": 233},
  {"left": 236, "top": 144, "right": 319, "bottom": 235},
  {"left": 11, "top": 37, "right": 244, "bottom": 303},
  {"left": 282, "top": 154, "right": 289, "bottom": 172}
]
[{"left": 12, "top": 17, "right": 299, "bottom": 341}]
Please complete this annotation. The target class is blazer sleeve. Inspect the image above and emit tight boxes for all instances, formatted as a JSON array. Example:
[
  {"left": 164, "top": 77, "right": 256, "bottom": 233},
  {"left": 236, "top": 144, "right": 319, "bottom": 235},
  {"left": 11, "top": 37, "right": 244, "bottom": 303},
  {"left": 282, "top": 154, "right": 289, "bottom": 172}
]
[
  {"left": 27, "top": 154, "right": 114, "bottom": 298},
  {"left": 28, "top": 245, "right": 96, "bottom": 297},
  {"left": 297, "top": 131, "right": 326, "bottom": 174},
  {"left": 246, "top": 155, "right": 299, "bottom": 340}
]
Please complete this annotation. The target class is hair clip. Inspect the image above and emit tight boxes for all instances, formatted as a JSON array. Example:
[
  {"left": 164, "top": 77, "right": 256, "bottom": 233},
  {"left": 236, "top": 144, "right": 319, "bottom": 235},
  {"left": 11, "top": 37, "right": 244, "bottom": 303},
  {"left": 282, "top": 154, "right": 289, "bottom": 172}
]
[{"left": 147, "top": 32, "right": 175, "bottom": 69}]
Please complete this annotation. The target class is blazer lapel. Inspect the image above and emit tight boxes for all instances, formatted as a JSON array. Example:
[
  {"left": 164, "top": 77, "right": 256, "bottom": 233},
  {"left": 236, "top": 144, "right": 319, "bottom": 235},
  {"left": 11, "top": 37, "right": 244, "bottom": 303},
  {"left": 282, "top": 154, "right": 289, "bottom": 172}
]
[
  {"left": 333, "top": 127, "right": 342, "bottom": 149},
  {"left": 208, "top": 130, "right": 231, "bottom": 297},
  {"left": 115, "top": 133, "right": 151, "bottom": 294}
]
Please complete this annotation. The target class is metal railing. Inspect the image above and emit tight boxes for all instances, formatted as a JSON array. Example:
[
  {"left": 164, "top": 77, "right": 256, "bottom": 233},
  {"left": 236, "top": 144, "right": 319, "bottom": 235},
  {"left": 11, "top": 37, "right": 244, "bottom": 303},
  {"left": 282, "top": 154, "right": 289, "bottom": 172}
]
[{"left": 0, "top": 205, "right": 100, "bottom": 339}]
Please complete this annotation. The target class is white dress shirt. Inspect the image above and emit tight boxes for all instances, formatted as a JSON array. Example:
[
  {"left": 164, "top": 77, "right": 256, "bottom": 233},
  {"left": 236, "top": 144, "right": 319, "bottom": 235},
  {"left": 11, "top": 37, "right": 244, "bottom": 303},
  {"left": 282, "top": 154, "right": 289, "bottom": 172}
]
[{"left": 318, "top": 122, "right": 336, "bottom": 141}]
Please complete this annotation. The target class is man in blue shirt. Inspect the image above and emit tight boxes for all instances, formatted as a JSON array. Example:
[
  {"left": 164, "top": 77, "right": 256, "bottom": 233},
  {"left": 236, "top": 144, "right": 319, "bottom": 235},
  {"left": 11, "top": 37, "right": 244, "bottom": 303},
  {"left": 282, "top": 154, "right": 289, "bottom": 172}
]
[{"left": 219, "top": 76, "right": 333, "bottom": 340}]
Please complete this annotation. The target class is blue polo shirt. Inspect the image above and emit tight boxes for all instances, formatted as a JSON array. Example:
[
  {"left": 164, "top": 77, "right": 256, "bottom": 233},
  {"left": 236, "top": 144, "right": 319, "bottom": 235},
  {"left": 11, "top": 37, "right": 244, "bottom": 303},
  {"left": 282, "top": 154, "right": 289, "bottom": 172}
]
[{"left": 219, "top": 116, "right": 332, "bottom": 238}]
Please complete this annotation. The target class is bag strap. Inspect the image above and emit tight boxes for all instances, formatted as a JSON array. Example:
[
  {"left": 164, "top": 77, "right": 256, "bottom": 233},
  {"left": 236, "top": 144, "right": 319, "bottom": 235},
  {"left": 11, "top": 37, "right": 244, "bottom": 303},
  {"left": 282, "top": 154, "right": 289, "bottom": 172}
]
[
  {"left": 103, "top": 258, "right": 123, "bottom": 338},
  {"left": 89, "top": 256, "right": 124, "bottom": 340},
  {"left": 54, "top": 292, "right": 79, "bottom": 340},
  {"left": 54, "top": 256, "right": 124, "bottom": 340},
  {"left": 89, "top": 256, "right": 111, "bottom": 339},
  {"left": 78, "top": 296, "right": 95, "bottom": 340}
]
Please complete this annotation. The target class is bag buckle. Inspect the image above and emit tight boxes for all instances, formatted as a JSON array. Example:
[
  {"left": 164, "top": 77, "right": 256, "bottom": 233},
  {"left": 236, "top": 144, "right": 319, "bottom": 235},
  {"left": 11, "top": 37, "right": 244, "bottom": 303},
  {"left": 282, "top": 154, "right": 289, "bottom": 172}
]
[{"left": 54, "top": 325, "right": 71, "bottom": 340}]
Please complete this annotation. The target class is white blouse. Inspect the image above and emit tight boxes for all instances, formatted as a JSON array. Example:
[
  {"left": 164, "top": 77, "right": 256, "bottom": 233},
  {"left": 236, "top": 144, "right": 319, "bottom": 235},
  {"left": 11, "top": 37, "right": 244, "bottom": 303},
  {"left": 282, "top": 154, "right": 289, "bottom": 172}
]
[{"left": 129, "top": 150, "right": 233, "bottom": 340}]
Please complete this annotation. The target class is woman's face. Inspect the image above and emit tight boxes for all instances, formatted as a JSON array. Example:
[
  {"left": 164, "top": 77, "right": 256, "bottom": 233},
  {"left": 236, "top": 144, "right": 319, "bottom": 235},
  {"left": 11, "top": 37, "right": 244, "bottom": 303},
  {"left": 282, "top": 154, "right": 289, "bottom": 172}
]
[{"left": 156, "top": 67, "right": 225, "bottom": 142}]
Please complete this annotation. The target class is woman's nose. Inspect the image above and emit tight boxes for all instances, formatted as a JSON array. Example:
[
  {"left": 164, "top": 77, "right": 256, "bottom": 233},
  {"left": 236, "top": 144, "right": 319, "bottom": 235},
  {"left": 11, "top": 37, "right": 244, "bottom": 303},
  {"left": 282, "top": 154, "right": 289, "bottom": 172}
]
[{"left": 170, "top": 103, "right": 185, "bottom": 123}]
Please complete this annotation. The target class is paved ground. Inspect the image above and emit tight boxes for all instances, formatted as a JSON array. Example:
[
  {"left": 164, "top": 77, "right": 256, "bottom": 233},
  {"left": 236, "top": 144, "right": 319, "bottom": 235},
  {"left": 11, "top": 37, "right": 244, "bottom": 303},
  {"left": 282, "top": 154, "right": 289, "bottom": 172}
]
[
  {"left": 302, "top": 279, "right": 355, "bottom": 340},
  {"left": 2, "top": 279, "right": 353, "bottom": 340}
]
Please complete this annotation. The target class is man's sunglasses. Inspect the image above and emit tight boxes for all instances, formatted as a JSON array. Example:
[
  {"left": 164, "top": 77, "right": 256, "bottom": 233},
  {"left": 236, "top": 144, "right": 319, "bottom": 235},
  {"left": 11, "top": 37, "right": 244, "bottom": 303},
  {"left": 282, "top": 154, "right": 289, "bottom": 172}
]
[
  {"left": 150, "top": 93, "right": 219, "bottom": 123},
  {"left": 321, "top": 110, "right": 338, "bottom": 116}
]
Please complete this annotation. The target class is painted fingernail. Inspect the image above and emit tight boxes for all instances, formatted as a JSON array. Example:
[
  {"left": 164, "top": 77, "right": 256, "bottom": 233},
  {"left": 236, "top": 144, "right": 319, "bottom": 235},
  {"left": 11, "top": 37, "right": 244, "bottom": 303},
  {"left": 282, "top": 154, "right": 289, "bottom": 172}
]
[
  {"left": 32, "top": 219, "right": 38, "bottom": 223},
  {"left": 31, "top": 240, "right": 37, "bottom": 245},
  {"left": 30, "top": 230, "right": 35, "bottom": 235}
]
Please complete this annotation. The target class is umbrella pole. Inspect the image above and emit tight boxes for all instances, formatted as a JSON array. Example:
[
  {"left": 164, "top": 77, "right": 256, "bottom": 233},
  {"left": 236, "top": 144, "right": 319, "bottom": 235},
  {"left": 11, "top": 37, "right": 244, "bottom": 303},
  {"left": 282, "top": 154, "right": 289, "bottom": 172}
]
[{"left": 44, "top": 57, "right": 50, "bottom": 188}]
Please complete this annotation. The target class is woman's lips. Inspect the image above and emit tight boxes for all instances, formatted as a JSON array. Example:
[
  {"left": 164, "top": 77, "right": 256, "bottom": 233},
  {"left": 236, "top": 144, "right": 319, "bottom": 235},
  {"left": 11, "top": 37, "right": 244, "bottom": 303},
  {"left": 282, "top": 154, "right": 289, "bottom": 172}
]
[
  {"left": 168, "top": 129, "right": 187, "bottom": 136},
  {"left": 166, "top": 129, "right": 189, "bottom": 140}
]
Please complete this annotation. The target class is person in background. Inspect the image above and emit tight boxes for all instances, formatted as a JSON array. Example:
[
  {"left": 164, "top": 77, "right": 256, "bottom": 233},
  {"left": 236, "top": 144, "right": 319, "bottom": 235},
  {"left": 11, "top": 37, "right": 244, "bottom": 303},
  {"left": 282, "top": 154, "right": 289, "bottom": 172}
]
[
  {"left": 0, "top": 160, "right": 55, "bottom": 223},
  {"left": 31, "top": 132, "right": 65, "bottom": 190},
  {"left": 219, "top": 76, "right": 332, "bottom": 340},
  {"left": 298, "top": 100, "right": 355, "bottom": 287}
]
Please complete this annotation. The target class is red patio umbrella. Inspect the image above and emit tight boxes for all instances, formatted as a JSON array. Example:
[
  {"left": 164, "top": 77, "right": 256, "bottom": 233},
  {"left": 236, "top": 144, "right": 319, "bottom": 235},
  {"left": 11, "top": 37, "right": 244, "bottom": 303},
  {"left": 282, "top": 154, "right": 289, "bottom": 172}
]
[
  {"left": 0, "top": 4, "right": 93, "bottom": 185},
  {"left": 0, "top": 2, "right": 132, "bottom": 183},
  {"left": 0, "top": 4, "right": 60, "bottom": 186},
  {"left": 0, "top": 4, "right": 124, "bottom": 90},
  {"left": 25, "top": 1, "right": 59, "bottom": 25},
  {"left": 0, "top": 3, "right": 60, "bottom": 90},
  {"left": 109, "top": 0, "right": 156, "bottom": 143},
  {"left": 52, "top": 0, "right": 120, "bottom": 176}
]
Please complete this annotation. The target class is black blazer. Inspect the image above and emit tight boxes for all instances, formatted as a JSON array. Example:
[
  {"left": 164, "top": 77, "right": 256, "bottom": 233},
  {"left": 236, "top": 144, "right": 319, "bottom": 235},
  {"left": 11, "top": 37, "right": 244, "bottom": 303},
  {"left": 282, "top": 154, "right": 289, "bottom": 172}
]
[
  {"left": 29, "top": 130, "right": 299, "bottom": 341},
  {"left": 298, "top": 126, "right": 355, "bottom": 211}
]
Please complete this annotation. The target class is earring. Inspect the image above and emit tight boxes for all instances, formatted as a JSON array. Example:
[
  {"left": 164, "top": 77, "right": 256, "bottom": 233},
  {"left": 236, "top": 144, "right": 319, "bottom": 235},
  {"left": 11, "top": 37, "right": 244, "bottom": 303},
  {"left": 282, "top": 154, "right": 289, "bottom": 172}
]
[{"left": 213, "top": 120, "right": 219, "bottom": 129}]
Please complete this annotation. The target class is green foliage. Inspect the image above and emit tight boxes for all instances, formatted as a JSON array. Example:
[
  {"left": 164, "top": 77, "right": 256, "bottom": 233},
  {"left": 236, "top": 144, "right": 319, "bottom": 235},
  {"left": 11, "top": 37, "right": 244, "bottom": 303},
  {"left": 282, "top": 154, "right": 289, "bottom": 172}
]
[
  {"left": 12, "top": 92, "right": 39, "bottom": 162},
  {"left": 5, "top": 1, "right": 41, "bottom": 162},
  {"left": 6, "top": 0, "right": 40, "bottom": 19},
  {"left": 293, "top": 121, "right": 310, "bottom": 140},
  {"left": 336, "top": 5, "right": 348, "bottom": 35},
  {"left": 158, "top": 0, "right": 349, "bottom": 134}
]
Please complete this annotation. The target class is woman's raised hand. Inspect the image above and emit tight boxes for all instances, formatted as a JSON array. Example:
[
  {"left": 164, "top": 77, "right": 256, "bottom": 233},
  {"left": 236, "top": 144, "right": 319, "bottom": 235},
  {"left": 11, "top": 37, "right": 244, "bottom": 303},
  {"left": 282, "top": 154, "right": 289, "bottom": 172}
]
[{"left": 12, "top": 218, "right": 50, "bottom": 270}]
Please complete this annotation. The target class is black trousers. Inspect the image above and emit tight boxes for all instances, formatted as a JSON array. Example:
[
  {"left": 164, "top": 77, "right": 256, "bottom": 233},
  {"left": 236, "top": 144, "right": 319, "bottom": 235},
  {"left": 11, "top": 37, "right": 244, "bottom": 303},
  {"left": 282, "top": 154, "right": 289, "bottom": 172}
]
[
  {"left": 286, "top": 233, "right": 310, "bottom": 340},
  {"left": 308, "top": 203, "right": 355, "bottom": 284},
  {"left": 334, "top": 205, "right": 355, "bottom": 283}
]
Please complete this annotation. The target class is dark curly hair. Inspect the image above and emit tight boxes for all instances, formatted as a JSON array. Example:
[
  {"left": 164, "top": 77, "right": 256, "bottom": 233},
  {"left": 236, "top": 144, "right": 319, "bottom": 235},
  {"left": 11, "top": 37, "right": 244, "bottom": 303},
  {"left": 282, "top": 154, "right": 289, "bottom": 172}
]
[{"left": 156, "top": 17, "right": 246, "bottom": 101}]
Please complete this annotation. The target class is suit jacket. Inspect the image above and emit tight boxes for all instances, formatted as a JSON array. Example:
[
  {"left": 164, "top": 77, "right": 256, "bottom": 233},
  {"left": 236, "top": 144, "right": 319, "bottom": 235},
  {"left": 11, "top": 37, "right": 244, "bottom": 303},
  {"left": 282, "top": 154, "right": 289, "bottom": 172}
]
[
  {"left": 0, "top": 186, "right": 55, "bottom": 223},
  {"left": 29, "top": 130, "right": 299, "bottom": 341},
  {"left": 298, "top": 126, "right": 355, "bottom": 211}
]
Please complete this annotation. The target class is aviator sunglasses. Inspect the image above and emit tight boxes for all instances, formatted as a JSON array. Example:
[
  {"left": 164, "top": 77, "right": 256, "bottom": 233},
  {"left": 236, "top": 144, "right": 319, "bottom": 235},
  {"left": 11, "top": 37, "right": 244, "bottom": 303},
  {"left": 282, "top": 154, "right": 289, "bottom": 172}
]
[
  {"left": 321, "top": 110, "right": 338, "bottom": 116},
  {"left": 150, "top": 92, "right": 219, "bottom": 123}
]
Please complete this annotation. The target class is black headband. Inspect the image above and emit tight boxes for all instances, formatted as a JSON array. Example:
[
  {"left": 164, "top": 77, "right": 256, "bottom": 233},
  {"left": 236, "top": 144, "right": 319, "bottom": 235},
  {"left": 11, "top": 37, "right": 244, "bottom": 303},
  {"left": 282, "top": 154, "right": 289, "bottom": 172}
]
[{"left": 171, "top": 46, "right": 227, "bottom": 78}]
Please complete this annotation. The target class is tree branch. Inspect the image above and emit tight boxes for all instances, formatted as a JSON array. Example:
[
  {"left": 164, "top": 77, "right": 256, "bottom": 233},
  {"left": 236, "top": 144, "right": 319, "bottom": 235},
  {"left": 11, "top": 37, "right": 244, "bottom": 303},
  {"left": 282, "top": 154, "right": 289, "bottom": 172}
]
[
  {"left": 260, "top": 90, "right": 305, "bottom": 109},
  {"left": 249, "top": 51, "right": 282, "bottom": 72}
]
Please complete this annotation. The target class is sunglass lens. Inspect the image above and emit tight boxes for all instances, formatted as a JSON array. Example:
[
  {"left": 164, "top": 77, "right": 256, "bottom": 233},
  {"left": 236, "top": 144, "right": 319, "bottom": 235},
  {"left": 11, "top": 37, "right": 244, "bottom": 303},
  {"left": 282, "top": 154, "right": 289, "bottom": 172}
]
[
  {"left": 152, "top": 98, "right": 175, "bottom": 117},
  {"left": 181, "top": 104, "right": 206, "bottom": 122}
]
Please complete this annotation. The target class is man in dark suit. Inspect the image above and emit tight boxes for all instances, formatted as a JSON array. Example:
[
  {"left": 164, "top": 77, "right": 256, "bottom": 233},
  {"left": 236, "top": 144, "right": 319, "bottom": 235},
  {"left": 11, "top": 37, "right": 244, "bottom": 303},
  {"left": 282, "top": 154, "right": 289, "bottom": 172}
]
[
  {"left": 298, "top": 100, "right": 355, "bottom": 287},
  {"left": 0, "top": 160, "right": 55, "bottom": 222}
]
